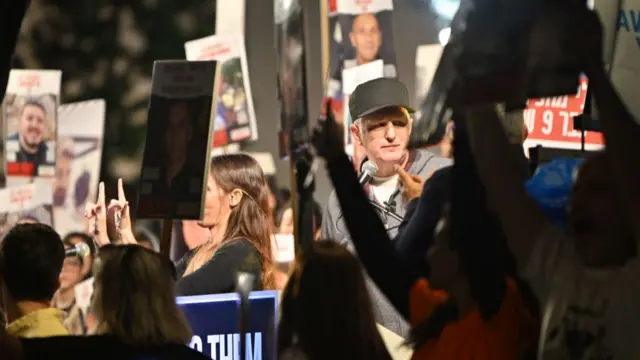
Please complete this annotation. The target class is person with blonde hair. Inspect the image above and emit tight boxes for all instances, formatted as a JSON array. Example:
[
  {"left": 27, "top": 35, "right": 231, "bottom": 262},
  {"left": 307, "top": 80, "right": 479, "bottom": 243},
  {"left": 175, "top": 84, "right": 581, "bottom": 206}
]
[
  {"left": 86, "top": 153, "right": 276, "bottom": 296},
  {"left": 91, "top": 244, "right": 190, "bottom": 344}
]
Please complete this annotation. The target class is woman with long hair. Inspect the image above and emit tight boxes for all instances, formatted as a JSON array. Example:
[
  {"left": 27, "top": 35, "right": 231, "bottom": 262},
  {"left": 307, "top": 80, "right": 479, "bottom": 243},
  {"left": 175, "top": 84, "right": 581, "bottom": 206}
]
[
  {"left": 86, "top": 153, "right": 276, "bottom": 295},
  {"left": 91, "top": 244, "right": 190, "bottom": 343},
  {"left": 278, "top": 240, "right": 392, "bottom": 360},
  {"left": 175, "top": 154, "right": 276, "bottom": 294}
]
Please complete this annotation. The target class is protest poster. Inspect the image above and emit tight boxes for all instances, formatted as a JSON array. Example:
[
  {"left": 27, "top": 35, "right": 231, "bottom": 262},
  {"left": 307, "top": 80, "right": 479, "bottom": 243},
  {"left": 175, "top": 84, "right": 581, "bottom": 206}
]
[
  {"left": 185, "top": 34, "right": 258, "bottom": 147},
  {"left": 275, "top": 0, "right": 310, "bottom": 159},
  {"left": 178, "top": 290, "right": 278, "bottom": 360},
  {"left": 325, "top": 0, "right": 396, "bottom": 126},
  {"left": 0, "top": 179, "right": 53, "bottom": 240},
  {"left": 52, "top": 100, "right": 106, "bottom": 236},
  {"left": 137, "top": 60, "right": 218, "bottom": 220},
  {"left": 3, "top": 70, "right": 61, "bottom": 186},
  {"left": 609, "top": 4, "right": 640, "bottom": 124},
  {"left": 523, "top": 76, "right": 604, "bottom": 151},
  {"left": 341, "top": 59, "right": 384, "bottom": 159},
  {"left": 414, "top": 44, "right": 444, "bottom": 120}
]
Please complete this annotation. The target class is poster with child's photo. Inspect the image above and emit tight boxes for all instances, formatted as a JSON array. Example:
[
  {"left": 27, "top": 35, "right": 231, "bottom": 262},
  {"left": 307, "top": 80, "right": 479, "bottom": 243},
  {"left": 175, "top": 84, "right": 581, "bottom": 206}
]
[
  {"left": 0, "top": 179, "right": 53, "bottom": 241},
  {"left": 3, "top": 70, "right": 62, "bottom": 186},
  {"left": 185, "top": 34, "right": 258, "bottom": 147},
  {"left": 53, "top": 100, "right": 106, "bottom": 236},
  {"left": 137, "top": 60, "right": 218, "bottom": 220}
]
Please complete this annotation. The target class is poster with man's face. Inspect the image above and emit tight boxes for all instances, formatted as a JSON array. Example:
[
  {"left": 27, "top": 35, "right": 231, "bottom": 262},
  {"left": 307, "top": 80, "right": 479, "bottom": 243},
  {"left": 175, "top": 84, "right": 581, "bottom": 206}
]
[
  {"left": 185, "top": 33, "right": 258, "bottom": 147},
  {"left": 52, "top": 100, "right": 106, "bottom": 236},
  {"left": 324, "top": 0, "right": 396, "bottom": 164},
  {"left": 137, "top": 60, "right": 218, "bottom": 220},
  {"left": 3, "top": 70, "right": 62, "bottom": 186},
  {"left": 325, "top": 0, "right": 396, "bottom": 104},
  {"left": 0, "top": 179, "right": 53, "bottom": 241}
]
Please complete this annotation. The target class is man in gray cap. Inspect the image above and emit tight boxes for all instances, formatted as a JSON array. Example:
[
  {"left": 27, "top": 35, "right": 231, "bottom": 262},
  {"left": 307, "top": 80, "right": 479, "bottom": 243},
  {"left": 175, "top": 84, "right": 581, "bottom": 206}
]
[{"left": 320, "top": 77, "right": 451, "bottom": 336}]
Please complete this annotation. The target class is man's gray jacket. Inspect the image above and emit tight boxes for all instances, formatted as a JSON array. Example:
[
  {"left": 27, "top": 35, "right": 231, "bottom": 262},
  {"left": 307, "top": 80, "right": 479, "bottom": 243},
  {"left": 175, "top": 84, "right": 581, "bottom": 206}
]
[{"left": 320, "top": 148, "right": 452, "bottom": 337}]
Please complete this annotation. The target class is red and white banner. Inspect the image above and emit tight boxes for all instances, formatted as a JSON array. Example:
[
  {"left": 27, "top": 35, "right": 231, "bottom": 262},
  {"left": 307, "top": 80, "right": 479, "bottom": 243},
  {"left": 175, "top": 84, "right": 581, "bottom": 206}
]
[
  {"left": 0, "top": 179, "right": 53, "bottom": 239},
  {"left": 523, "top": 76, "right": 604, "bottom": 151}
]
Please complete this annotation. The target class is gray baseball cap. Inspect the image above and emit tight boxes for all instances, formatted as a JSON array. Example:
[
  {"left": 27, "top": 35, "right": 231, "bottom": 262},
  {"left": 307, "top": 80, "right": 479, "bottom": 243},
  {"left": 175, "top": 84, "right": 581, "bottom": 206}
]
[{"left": 349, "top": 78, "right": 415, "bottom": 120}]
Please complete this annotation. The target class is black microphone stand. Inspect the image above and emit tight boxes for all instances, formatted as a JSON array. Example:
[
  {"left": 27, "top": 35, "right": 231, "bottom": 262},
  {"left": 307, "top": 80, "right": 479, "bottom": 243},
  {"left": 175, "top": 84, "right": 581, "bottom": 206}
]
[
  {"left": 236, "top": 273, "right": 254, "bottom": 360},
  {"left": 369, "top": 200, "right": 403, "bottom": 222}
]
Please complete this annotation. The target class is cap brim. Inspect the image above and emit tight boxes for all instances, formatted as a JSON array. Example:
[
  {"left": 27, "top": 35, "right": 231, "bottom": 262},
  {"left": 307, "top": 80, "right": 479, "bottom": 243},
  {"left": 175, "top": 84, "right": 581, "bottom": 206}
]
[{"left": 358, "top": 104, "right": 416, "bottom": 118}]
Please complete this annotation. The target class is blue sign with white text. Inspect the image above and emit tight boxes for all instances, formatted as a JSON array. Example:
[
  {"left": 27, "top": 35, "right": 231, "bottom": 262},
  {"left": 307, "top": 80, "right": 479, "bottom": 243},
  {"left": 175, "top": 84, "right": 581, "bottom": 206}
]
[{"left": 177, "top": 291, "right": 278, "bottom": 360}]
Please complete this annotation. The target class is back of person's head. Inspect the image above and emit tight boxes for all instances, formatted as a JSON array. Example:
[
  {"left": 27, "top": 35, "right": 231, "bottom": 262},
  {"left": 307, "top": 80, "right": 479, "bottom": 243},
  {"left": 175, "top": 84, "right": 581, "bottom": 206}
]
[
  {"left": 93, "top": 245, "right": 191, "bottom": 345},
  {"left": 187, "top": 153, "right": 275, "bottom": 288},
  {"left": 0, "top": 224, "right": 64, "bottom": 302},
  {"left": 278, "top": 240, "right": 391, "bottom": 360}
]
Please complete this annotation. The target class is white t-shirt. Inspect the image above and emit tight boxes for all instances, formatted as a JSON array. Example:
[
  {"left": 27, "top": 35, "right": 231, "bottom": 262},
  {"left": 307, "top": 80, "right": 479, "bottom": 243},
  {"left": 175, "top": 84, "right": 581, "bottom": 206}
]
[
  {"left": 524, "top": 224, "right": 640, "bottom": 359},
  {"left": 370, "top": 175, "right": 399, "bottom": 205}
]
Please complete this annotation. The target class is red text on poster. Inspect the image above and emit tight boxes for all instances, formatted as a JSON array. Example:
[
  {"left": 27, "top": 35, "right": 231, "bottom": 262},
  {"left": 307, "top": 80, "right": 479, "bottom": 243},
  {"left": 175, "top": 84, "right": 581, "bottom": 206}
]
[{"left": 523, "top": 77, "right": 604, "bottom": 151}]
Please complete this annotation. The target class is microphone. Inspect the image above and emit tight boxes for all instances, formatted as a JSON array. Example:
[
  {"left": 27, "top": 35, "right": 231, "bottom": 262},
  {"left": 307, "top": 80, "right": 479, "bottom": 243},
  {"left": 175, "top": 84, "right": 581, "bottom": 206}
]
[
  {"left": 358, "top": 160, "right": 378, "bottom": 186},
  {"left": 65, "top": 242, "right": 91, "bottom": 258},
  {"left": 358, "top": 161, "right": 404, "bottom": 222}
]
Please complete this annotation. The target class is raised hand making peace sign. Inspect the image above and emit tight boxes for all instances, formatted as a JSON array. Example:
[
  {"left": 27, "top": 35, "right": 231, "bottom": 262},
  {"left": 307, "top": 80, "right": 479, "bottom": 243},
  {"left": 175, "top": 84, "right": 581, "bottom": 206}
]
[
  {"left": 84, "top": 179, "right": 137, "bottom": 247},
  {"left": 107, "top": 178, "right": 136, "bottom": 244}
]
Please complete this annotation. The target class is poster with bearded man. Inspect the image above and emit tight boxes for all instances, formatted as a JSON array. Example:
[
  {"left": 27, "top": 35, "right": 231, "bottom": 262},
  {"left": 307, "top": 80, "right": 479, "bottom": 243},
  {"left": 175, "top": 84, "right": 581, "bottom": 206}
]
[{"left": 3, "top": 70, "right": 62, "bottom": 186}]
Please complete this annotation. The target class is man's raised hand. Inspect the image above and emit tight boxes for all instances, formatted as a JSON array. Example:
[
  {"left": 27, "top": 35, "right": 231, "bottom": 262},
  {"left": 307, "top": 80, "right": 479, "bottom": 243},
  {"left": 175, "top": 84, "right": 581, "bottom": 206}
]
[{"left": 312, "top": 99, "right": 345, "bottom": 160}]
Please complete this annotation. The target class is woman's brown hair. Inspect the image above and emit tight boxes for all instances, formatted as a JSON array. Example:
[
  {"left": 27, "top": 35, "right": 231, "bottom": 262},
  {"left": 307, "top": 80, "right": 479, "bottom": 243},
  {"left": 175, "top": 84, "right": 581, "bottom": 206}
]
[
  {"left": 184, "top": 153, "right": 276, "bottom": 290},
  {"left": 92, "top": 245, "right": 191, "bottom": 345},
  {"left": 278, "top": 240, "right": 392, "bottom": 360}
]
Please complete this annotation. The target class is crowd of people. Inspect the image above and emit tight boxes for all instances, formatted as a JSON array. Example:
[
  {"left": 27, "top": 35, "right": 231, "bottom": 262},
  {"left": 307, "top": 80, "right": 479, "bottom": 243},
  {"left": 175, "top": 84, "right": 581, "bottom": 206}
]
[{"left": 2, "top": 2, "right": 639, "bottom": 360}]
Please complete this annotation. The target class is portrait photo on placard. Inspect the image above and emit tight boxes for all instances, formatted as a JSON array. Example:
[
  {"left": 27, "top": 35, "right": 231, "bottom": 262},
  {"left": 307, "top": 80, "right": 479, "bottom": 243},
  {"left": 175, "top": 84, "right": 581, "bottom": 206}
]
[
  {"left": 138, "top": 60, "right": 217, "bottom": 220},
  {"left": 139, "top": 95, "right": 214, "bottom": 219},
  {"left": 3, "top": 70, "right": 61, "bottom": 181},
  {"left": 3, "top": 94, "right": 57, "bottom": 178},
  {"left": 326, "top": 0, "right": 397, "bottom": 102},
  {"left": 213, "top": 57, "right": 253, "bottom": 145}
]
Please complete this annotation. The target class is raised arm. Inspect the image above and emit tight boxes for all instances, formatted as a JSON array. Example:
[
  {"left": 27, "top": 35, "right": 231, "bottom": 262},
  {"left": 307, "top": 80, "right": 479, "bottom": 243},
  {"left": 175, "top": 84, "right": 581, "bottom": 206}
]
[
  {"left": 326, "top": 152, "right": 420, "bottom": 318},
  {"left": 586, "top": 62, "right": 640, "bottom": 237},
  {"left": 395, "top": 167, "right": 452, "bottom": 278},
  {"left": 464, "top": 106, "right": 550, "bottom": 271},
  {"left": 312, "top": 101, "right": 419, "bottom": 319}
]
